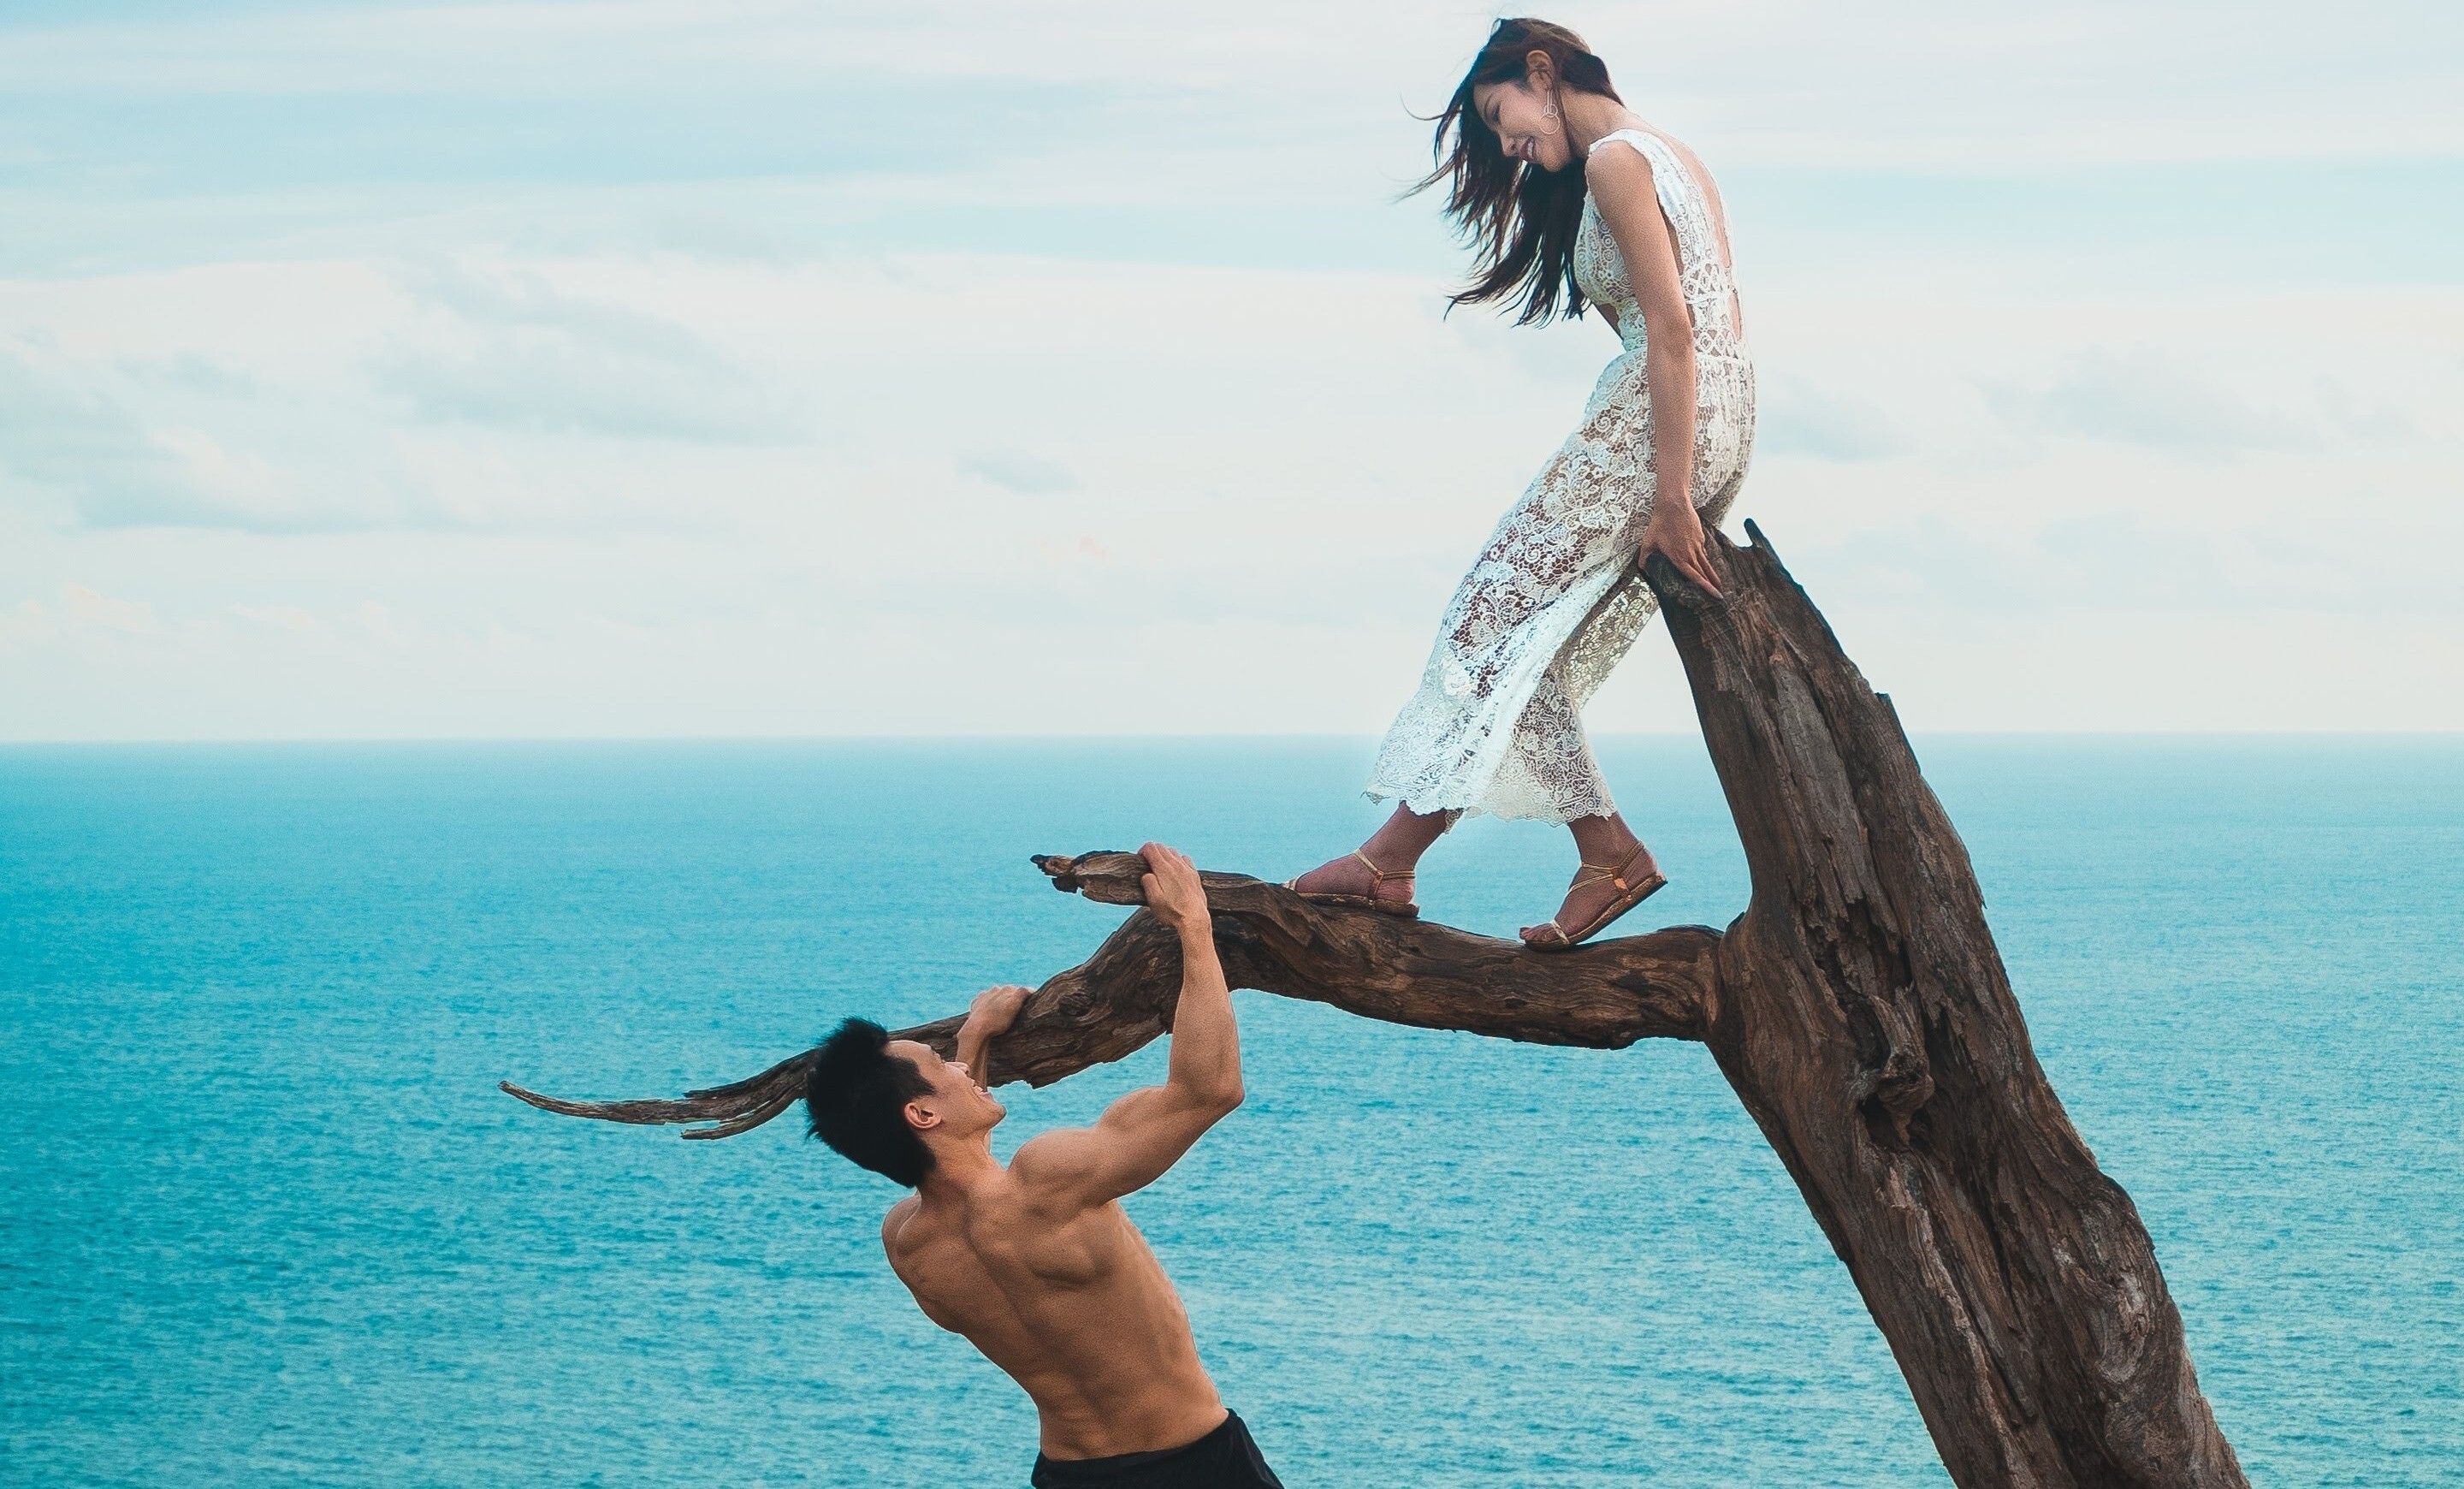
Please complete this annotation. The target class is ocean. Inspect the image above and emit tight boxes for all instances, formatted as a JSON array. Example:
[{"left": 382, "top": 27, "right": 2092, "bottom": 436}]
[{"left": 2, "top": 737, "right": 2457, "bottom": 1486}]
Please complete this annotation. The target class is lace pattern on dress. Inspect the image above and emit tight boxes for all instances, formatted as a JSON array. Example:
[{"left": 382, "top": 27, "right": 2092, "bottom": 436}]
[{"left": 1364, "top": 129, "right": 1758, "bottom": 822}]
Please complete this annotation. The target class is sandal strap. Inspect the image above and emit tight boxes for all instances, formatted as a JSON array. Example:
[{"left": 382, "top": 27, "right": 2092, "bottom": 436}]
[
  {"left": 1351, "top": 848, "right": 1416, "bottom": 883},
  {"left": 1568, "top": 845, "right": 1651, "bottom": 893}
]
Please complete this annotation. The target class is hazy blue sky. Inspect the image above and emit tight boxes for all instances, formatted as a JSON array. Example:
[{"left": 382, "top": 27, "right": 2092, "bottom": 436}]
[{"left": 3, "top": 1, "right": 2459, "bottom": 739}]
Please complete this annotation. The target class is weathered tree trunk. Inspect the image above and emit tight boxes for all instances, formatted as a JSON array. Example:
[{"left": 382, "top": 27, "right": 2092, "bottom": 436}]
[{"left": 505, "top": 522, "right": 2245, "bottom": 1489}]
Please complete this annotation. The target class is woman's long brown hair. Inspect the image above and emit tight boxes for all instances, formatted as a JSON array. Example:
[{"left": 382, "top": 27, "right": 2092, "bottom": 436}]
[{"left": 1411, "top": 17, "right": 1622, "bottom": 325}]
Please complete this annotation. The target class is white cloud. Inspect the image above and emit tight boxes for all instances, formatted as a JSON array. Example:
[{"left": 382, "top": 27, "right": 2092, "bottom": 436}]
[
  {"left": 1754, "top": 377, "right": 1905, "bottom": 463},
  {"left": 228, "top": 602, "right": 319, "bottom": 632},
  {"left": 957, "top": 450, "right": 1081, "bottom": 496},
  {"left": 372, "top": 261, "right": 807, "bottom": 443},
  {"left": 57, "top": 581, "right": 157, "bottom": 633},
  {"left": 1, "top": 1, "right": 2453, "bottom": 169},
  {"left": 3, "top": 240, "right": 2458, "bottom": 735},
  {"left": 1978, "top": 347, "right": 2412, "bottom": 454}
]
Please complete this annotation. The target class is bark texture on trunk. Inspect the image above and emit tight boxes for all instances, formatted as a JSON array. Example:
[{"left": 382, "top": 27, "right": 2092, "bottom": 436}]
[{"left": 503, "top": 522, "right": 2244, "bottom": 1489}]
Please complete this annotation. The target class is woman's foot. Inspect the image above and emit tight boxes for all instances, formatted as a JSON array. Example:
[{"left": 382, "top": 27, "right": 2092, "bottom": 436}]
[
  {"left": 1288, "top": 848, "right": 1420, "bottom": 916},
  {"left": 1519, "top": 841, "right": 1665, "bottom": 949},
  {"left": 1286, "top": 806, "right": 1450, "bottom": 917}
]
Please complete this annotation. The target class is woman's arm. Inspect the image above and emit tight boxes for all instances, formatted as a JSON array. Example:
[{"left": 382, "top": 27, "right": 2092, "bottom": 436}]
[{"left": 1585, "top": 144, "right": 1723, "bottom": 598}]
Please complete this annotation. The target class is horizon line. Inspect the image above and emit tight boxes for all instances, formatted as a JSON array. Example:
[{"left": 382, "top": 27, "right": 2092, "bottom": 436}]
[{"left": 3, "top": 729, "right": 2461, "bottom": 749}]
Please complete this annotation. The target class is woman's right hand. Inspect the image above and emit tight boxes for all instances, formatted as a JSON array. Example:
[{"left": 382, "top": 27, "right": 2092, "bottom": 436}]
[{"left": 1638, "top": 499, "right": 1723, "bottom": 599}]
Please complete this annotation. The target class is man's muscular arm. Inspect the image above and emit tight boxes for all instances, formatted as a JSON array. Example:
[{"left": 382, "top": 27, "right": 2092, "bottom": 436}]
[{"left": 1014, "top": 842, "right": 1242, "bottom": 1207}]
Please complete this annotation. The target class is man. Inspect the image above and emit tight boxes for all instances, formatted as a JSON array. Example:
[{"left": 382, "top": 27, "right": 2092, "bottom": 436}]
[{"left": 804, "top": 842, "right": 1284, "bottom": 1488}]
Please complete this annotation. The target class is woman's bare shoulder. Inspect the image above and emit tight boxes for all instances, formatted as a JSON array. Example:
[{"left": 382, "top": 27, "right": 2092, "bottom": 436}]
[{"left": 1582, "top": 132, "right": 1657, "bottom": 196}]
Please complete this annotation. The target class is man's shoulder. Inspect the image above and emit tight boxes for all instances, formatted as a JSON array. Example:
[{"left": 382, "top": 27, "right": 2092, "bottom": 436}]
[
  {"left": 1007, "top": 1125, "right": 1095, "bottom": 1186},
  {"left": 880, "top": 1193, "right": 922, "bottom": 1252},
  {"left": 1006, "top": 1129, "right": 1116, "bottom": 1222}
]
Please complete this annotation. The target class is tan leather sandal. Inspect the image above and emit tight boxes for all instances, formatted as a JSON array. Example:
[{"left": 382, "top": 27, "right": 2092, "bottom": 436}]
[
  {"left": 1284, "top": 848, "right": 1420, "bottom": 918},
  {"left": 1524, "top": 845, "right": 1667, "bottom": 952}
]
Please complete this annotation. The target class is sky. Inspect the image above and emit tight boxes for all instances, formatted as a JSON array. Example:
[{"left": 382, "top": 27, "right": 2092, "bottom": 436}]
[{"left": 2, "top": 0, "right": 2460, "bottom": 740}]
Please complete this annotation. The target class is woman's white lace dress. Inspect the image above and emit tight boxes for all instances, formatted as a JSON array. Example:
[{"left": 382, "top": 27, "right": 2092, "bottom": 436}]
[{"left": 1365, "top": 128, "right": 1757, "bottom": 822}]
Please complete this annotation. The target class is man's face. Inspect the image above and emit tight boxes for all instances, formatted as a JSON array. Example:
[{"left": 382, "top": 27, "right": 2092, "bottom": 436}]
[{"left": 888, "top": 1039, "right": 1004, "bottom": 1138}]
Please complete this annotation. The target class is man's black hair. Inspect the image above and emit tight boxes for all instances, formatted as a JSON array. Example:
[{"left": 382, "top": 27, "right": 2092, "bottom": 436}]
[{"left": 805, "top": 1017, "right": 936, "bottom": 1187}]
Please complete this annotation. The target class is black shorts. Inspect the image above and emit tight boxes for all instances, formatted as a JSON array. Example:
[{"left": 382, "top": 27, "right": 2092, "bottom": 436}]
[{"left": 1029, "top": 1409, "right": 1283, "bottom": 1488}]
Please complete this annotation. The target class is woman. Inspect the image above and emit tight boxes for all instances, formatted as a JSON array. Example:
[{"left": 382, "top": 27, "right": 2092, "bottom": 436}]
[{"left": 1288, "top": 17, "right": 1756, "bottom": 949}]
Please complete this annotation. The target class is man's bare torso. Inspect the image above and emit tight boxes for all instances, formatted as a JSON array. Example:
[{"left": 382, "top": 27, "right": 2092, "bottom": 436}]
[{"left": 884, "top": 1160, "right": 1226, "bottom": 1459}]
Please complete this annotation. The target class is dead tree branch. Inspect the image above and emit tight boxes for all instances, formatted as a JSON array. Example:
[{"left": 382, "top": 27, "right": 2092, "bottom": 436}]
[{"left": 502, "top": 522, "right": 2245, "bottom": 1489}]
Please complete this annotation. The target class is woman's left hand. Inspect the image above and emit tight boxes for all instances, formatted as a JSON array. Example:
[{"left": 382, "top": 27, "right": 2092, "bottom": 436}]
[{"left": 1638, "top": 499, "right": 1723, "bottom": 599}]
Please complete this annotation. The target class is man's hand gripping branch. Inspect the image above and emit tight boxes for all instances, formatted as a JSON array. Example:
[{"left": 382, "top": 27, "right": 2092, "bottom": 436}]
[
  {"left": 1004, "top": 842, "right": 1244, "bottom": 1209},
  {"left": 955, "top": 983, "right": 1031, "bottom": 1092}
]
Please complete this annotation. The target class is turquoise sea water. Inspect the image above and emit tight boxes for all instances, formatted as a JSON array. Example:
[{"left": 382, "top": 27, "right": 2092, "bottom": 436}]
[{"left": 3, "top": 737, "right": 2458, "bottom": 1487}]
